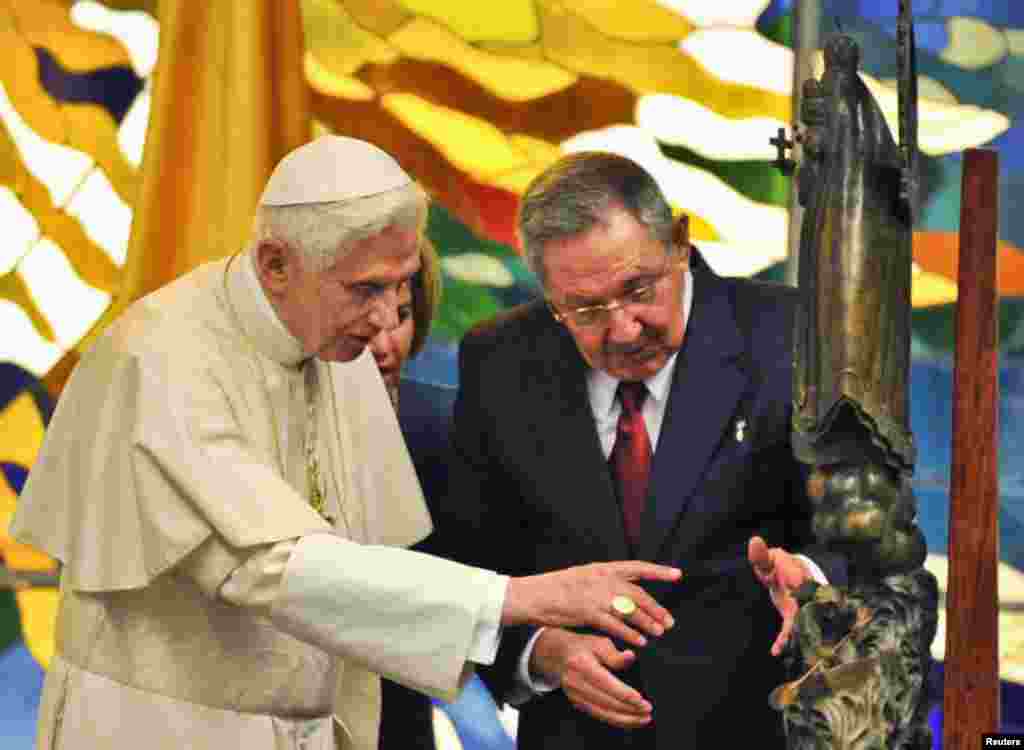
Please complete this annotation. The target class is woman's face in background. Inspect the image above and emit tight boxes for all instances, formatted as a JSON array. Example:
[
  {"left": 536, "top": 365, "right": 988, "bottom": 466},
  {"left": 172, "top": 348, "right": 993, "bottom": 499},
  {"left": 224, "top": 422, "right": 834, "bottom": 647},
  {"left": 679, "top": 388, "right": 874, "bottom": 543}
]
[{"left": 368, "top": 282, "right": 415, "bottom": 406}]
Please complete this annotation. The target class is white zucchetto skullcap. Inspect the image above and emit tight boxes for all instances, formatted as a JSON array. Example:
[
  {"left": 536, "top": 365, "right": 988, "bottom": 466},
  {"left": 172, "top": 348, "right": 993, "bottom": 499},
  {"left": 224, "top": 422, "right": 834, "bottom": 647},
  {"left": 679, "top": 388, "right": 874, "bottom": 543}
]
[{"left": 259, "top": 135, "right": 412, "bottom": 207}]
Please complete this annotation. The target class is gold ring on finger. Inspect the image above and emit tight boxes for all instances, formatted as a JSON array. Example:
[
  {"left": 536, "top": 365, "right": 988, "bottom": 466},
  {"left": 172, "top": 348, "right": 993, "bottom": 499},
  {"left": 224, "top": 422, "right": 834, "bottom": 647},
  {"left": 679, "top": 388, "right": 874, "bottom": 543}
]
[{"left": 611, "top": 595, "right": 637, "bottom": 617}]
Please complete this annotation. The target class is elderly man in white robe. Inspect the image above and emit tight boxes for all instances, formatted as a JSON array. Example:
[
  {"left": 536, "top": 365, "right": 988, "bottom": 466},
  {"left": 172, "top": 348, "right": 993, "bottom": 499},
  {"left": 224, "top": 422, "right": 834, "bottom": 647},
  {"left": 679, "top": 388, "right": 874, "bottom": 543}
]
[{"left": 10, "top": 136, "right": 681, "bottom": 750}]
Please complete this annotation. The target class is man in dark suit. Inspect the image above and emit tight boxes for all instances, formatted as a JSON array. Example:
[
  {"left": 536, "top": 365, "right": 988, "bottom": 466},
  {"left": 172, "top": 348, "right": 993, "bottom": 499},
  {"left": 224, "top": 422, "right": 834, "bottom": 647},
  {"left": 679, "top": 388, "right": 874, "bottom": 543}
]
[{"left": 440, "top": 153, "right": 846, "bottom": 749}]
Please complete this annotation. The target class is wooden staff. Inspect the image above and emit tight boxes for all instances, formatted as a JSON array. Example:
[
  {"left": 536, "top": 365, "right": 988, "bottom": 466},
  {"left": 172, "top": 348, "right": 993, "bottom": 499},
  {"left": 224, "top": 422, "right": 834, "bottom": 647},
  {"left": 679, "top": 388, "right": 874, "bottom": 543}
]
[{"left": 944, "top": 147, "right": 1000, "bottom": 749}]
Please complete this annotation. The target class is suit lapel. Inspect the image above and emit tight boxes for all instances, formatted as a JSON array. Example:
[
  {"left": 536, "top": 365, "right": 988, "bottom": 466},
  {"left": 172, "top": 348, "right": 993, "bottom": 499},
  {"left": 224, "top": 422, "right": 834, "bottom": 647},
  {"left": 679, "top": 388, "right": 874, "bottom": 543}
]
[
  {"left": 636, "top": 258, "right": 749, "bottom": 561},
  {"left": 531, "top": 316, "right": 631, "bottom": 561}
]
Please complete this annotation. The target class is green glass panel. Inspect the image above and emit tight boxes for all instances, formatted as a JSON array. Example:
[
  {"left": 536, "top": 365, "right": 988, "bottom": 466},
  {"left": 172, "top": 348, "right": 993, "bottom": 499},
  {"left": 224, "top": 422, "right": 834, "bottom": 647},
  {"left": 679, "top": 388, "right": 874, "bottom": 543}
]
[{"left": 0, "top": 588, "right": 21, "bottom": 653}]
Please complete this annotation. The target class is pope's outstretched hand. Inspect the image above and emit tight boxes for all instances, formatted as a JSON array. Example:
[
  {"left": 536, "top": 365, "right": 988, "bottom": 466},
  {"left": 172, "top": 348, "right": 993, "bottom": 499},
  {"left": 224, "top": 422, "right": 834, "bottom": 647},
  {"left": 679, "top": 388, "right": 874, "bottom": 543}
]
[{"left": 502, "top": 561, "right": 681, "bottom": 646}]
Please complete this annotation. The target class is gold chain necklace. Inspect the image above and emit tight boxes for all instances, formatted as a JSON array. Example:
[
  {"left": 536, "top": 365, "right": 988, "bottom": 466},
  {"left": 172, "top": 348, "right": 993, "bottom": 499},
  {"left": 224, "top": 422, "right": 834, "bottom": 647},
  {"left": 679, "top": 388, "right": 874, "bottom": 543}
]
[
  {"left": 303, "top": 363, "right": 327, "bottom": 518},
  {"left": 221, "top": 253, "right": 333, "bottom": 522}
]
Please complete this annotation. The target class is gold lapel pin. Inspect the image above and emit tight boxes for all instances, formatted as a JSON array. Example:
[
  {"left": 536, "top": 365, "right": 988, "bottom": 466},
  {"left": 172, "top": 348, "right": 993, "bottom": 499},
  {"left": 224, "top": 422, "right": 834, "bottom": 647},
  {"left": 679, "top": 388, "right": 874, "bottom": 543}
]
[{"left": 735, "top": 418, "right": 747, "bottom": 443}]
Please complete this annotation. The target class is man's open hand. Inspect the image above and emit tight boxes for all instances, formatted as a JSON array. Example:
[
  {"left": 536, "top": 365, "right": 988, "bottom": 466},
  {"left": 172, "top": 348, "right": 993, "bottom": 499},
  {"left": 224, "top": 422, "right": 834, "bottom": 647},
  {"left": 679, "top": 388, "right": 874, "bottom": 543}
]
[
  {"left": 748, "top": 536, "right": 811, "bottom": 656},
  {"left": 531, "top": 628, "right": 653, "bottom": 729}
]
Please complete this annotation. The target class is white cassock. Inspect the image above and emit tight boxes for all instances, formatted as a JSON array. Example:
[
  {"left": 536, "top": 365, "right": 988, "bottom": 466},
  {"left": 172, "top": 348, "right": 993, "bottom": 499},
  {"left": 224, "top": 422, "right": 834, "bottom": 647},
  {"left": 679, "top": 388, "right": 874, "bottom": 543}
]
[{"left": 10, "top": 251, "right": 506, "bottom": 750}]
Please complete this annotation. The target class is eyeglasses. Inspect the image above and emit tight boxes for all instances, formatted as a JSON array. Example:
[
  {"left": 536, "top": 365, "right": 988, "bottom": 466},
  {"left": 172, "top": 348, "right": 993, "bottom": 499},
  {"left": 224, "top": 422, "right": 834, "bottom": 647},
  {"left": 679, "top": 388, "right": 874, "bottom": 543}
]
[{"left": 548, "top": 255, "right": 682, "bottom": 329}]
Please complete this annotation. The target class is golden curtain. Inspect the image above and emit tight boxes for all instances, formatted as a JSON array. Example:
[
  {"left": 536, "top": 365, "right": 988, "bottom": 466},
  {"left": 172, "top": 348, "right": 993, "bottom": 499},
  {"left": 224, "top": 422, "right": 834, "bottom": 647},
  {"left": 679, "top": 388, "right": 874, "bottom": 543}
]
[{"left": 82, "top": 0, "right": 310, "bottom": 349}]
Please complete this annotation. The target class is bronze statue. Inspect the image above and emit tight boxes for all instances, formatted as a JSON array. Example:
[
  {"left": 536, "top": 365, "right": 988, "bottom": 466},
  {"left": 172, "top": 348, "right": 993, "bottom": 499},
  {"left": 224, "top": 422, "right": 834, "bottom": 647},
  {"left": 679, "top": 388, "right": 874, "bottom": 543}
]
[{"left": 770, "top": 2, "right": 939, "bottom": 747}]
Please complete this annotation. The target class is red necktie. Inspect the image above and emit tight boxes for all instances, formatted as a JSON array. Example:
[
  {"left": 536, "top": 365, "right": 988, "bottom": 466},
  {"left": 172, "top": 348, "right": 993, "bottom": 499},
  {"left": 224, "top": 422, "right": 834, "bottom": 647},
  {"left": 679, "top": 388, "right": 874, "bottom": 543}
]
[{"left": 611, "top": 381, "right": 651, "bottom": 550}]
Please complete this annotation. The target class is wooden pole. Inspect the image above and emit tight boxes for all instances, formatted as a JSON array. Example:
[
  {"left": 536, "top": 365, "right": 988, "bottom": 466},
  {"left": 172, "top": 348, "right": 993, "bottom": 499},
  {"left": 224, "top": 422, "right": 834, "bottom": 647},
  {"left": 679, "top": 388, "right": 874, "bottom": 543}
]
[{"left": 944, "top": 148, "right": 1000, "bottom": 749}]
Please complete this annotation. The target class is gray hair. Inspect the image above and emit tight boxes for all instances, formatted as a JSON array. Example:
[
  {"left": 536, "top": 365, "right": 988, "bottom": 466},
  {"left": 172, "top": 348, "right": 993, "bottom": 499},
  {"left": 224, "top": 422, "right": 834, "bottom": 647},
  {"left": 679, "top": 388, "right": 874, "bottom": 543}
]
[
  {"left": 518, "top": 152, "right": 674, "bottom": 288},
  {"left": 250, "top": 181, "right": 428, "bottom": 269}
]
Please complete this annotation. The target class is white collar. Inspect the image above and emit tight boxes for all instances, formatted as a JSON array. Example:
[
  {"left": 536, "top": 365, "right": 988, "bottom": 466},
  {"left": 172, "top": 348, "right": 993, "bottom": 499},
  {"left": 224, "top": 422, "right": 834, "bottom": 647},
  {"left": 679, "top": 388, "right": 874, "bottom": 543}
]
[{"left": 222, "top": 251, "right": 308, "bottom": 368}]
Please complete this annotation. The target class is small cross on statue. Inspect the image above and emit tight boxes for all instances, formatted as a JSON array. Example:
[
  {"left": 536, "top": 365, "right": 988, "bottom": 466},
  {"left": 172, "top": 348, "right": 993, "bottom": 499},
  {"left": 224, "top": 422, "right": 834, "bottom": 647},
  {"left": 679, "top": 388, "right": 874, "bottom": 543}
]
[{"left": 770, "top": 126, "right": 798, "bottom": 175}]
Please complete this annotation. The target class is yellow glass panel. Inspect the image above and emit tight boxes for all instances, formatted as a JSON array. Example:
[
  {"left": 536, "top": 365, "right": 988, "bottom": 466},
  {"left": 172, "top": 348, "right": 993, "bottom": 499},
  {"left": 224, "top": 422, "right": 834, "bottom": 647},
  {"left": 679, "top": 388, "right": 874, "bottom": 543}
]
[
  {"left": 312, "top": 120, "right": 335, "bottom": 139},
  {"left": 61, "top": 103, "right": 139, "bottom": 207},
  {"left": 16, "top": 588, "right": 59, "bottom": 669},
  {"left": 1007, "top": 29, "right": 1024, "bottom": 56},
  {"left": 1, "top": 536, "right": 55, "bottom": 574},
  {"left": 8, "top": 0, "right": 132, "bottom": 71},
  {"left": 92, "top": 0, "right": 158, "bottom": 14},
  {"left": 535, "top": 1, "right": 790, "bottom": 122},
  {"left": 507, "top": 134, "right": 561, "bottom": 164},
  {"left": 303, "top": 0, "right": 398, "bottom": 77},
  {"left": 343, "top": 0, "right": 411, "bottom": 37},
  {"left": 1, "top": 512, "right": 56, "bottom": 573},
  {"left": 2, "top": 124, "right": 121, "bottom": 295},
  {"left": 63, "top": 167, "right": 132, "bottom": 267},
  {"left": 0, "top": 24, "right": 138, "bottom": 207},
  {"left": 681, "top": 29, "right": 791, "bottom": 96},
  {"left": 0, "top": 391, "right": 46, "bottom": 468},
  {"left": 940, "top": 16, "right": 1007, "bottom": 70},
  {"left": 388, "top": 19, "right": 576, "bottom": 102},
  {"left": 0, "top": 398, "right": 55, "bottom": 578},
  {"left": 20, "top": 238, "right": 111, "bottom": 350},
  {"left": 0, "top": 270, "right": 56, "bottom": 343},
  {"left": 69, "top": 0, "right": 161, "bottom": 79},
  {"left": 476, "top": 41, "right": 547, "bottom": 61},
  {"left": 24, "top": 186, "right": 120, "bottom": 294},
  {"left": 673, "top": 207, "right": 719, "bottom": 243},
  {"left": 565, "top": 0, "right": 694, "bottom": 43},
  {"left": 911, "top": 267, "right": 958, "bottom": 308},
  {"left": 489, "top": 165, "right": 550, "bottom": 194},
  {"left": 487, "top": 137, "right": 562, "bottom": 193},
  {"left": 0, "top": 301, "right": 62, "bottom": 375},
  {"left": 0, "top": 22, "right": 66, "bottom": 146},
  {"left": 0, "top": 113, "right": 27, "bottom": 195},
  {"left": 1, "top": 466, "right": 16, "bottom": 516},
  {"left": 305, "top": 52, "right": 376, "bottom": 100},
  {"left": 394, "top": 0, "right": 539, "bottom": 43},
  {"left": 382, "top": 93, "right": 525, "bottom": 177},
  {"left": 657, "top": 0, "right": 769, "bottom": 27}
]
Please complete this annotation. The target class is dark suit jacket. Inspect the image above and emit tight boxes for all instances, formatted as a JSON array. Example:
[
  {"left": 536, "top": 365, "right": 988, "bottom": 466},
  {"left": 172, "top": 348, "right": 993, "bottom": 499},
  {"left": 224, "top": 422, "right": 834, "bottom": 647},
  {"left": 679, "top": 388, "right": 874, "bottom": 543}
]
[{"left": 439, "top": 250, "right": 845, "bottom": 750}]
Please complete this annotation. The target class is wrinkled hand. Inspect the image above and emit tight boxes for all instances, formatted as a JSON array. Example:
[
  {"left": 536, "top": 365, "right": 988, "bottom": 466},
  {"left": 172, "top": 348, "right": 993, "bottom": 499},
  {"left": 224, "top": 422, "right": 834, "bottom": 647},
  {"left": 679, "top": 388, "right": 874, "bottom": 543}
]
[
  {"left": 531, "top": 628, "right": 652, "bottom": 729},
  {"left": 504, "top": 561, "right": 680, "bottom": 647},
  {"left": 748, "top": 536, "right": 811, "bottom": 656}
]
